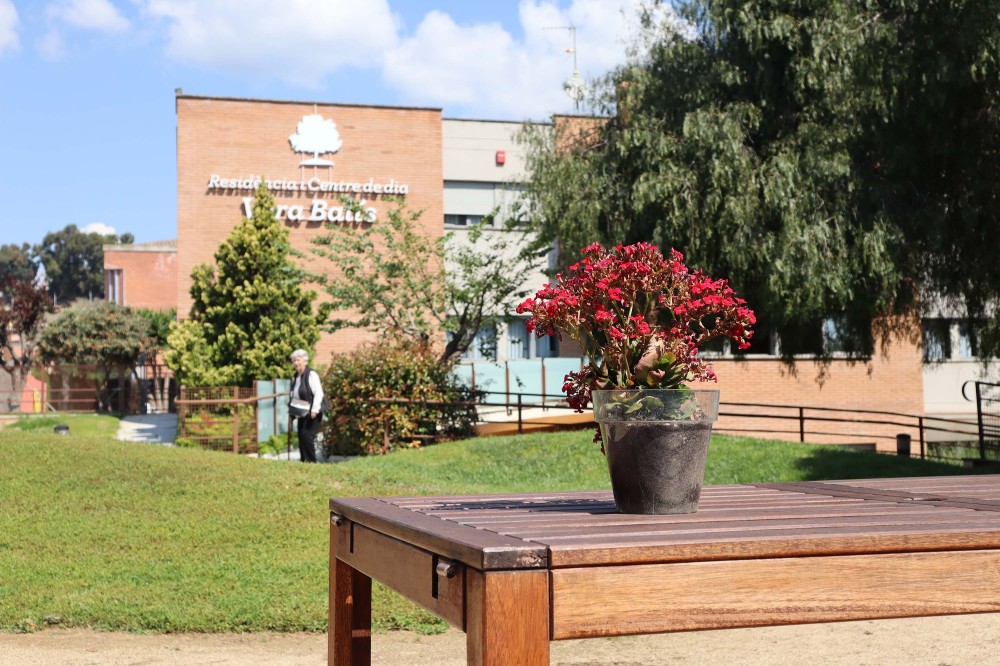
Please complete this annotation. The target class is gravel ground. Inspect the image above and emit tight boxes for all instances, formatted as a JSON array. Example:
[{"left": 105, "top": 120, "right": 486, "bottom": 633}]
[{"left": 3, "top": 613, "right": 1000, "bottom": 665}]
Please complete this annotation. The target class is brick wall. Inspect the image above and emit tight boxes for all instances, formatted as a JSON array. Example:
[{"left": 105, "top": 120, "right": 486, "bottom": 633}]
[
  {"left": 711, "top": 326, "right": 925, "bottom": 453},
  {"left": 103, "top": 244, "right": 177, "bottom": 311},
  {"left": 176, "top": 96, "right": 444, "bottom": 364}
]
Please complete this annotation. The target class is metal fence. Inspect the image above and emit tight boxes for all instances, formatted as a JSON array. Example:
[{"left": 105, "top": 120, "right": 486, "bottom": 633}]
[
  {"left": 174, "top": 380, "right": 292, "bottom": 454},
  {"left": 962, "top": 380, "right": 1000, "bottom": 462},
  {"left": 377, "top": 391, "right": 993, "bottom": 464},
  {"left": 0, "top": 363, "right": 176, "bottom": 415}
]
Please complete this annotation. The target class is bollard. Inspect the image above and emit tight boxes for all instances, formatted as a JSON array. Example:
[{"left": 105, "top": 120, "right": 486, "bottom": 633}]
[{"left": 896, "top": 433, "right": 911, "bottom": 457}]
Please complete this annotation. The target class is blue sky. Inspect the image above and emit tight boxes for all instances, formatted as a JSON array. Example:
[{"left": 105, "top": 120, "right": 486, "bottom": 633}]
[{"left": 0, "top": 0, "right": 666, "bottom": 250}]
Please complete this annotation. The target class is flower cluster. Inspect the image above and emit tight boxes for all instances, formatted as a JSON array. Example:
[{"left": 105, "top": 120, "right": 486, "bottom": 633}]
[{"left": 517, "top": 242, "right": 755, "bottom": 416}]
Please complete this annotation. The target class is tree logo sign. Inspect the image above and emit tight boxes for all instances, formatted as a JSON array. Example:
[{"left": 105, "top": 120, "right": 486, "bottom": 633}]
[{"left": 289, "top": 114, "right": 343, "bottom": 167}]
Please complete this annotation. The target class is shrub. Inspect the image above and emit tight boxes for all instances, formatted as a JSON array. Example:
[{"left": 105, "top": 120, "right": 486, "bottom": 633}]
[
  {"left": 321, "top": 340, "right": 479, "bottom": 456},
  {"left": 259, "top": 432, "right": 298, "bottom": 456}
]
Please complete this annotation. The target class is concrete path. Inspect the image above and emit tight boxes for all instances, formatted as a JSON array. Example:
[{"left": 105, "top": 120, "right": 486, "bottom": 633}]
[{"left": 115, "top": 413, "right": 177, "bottom": 445}]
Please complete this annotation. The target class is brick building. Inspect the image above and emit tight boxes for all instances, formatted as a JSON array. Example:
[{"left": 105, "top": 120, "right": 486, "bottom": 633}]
[
  {"left": 101, "top": 93, "right": 936, "bottom": 452},
  {"left": 103, "top": 240, "right": 177, "bottom": 310}
]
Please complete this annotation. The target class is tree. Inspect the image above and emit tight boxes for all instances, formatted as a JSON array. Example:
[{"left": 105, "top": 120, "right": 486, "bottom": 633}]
[
  {"left": 135, "top": 307, "right": 177, "bottom": 351},
  {"left": 309, "top": 202, "right": 541, "bottom": 363},
  {"left": 521, "top": 0, "right": 1000, "bottom": 357},
  {"left": 0, "top": 243, "right": 37, "bottom": 284},
  {"left": 37, "top": 302, "right": 157, "bottom": 410},
  {"left": 34, "top": 225, "right": 133, "bottom": 303},
  {"left": 0, "top": 275, "right": 54, "bottom": 405},
  {"left": 164, "top": 183, "right": 321, "bottom": 387}
]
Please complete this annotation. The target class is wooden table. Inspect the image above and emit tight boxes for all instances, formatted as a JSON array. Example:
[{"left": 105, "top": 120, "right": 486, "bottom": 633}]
[{"left": 329, "top": 475, "right": 1000, "bottom": 665}]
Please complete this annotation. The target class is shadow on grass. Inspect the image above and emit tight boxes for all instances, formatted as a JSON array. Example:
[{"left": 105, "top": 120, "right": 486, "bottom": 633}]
[{"left": 793, "top": 447, "right": 1000, "bottom": 481}]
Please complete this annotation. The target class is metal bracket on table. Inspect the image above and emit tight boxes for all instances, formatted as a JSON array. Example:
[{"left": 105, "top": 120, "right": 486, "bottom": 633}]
[{"left": 435, "top": 558, "right": 458, "bottom": 578}]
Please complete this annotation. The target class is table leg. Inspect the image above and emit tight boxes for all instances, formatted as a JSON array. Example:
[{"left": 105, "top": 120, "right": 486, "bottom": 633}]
[
  {"left": 329, "top": 523, "right": 372, "bottom": 666},
  {"left": 466, "top": 569, "right": 550, "bottom": 666}
]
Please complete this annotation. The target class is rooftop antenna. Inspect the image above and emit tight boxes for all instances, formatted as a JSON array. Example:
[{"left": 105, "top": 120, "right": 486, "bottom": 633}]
[{"left": 544, "top": 25, "right": 586, "bottom": 111}]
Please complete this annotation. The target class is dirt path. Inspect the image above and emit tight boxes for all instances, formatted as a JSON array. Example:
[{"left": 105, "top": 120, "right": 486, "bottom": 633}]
[{"left": 3, "top": 613, "right": 999, "bottom": 665}]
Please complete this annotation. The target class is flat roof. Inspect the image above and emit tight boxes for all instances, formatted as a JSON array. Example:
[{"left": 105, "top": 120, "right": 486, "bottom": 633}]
[
  {"left": 102, "top": 240, "right": 177, "bottom": 252},
  {"left": 175, "top": 93, "right": 442, "bottom": 114}
]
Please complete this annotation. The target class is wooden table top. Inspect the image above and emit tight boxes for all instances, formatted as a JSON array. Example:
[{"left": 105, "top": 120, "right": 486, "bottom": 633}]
[{"left": 330, "top": 475, "right": 1000, "bottom": 571}]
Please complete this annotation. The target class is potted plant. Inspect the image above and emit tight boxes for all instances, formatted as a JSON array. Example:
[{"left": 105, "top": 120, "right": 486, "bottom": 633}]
[{"left": 517, "top": 242, "right": 755, "bottom": 514}]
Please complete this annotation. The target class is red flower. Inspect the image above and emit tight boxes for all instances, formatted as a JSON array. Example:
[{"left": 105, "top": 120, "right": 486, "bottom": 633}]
[
  {"left": 594, "top": 309, "right": 614, "bottom": 324},
  {"left": 517, "top": 241, "right": 755, "bottom": 439}
]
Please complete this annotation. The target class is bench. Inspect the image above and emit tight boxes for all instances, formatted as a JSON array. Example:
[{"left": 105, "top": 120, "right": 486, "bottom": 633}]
[{"left": 329, "top": 474, "right": 1000, "bottom": 665}]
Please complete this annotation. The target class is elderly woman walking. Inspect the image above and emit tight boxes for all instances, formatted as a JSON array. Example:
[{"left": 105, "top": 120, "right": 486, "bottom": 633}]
[{"left": 289, "top": 349, "right": 325, "bottom": 463}]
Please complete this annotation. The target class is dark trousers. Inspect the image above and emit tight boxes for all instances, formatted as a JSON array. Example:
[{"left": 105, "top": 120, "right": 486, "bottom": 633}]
[{"left": 297, "top": 413, "right": 322, "bottom": 463}]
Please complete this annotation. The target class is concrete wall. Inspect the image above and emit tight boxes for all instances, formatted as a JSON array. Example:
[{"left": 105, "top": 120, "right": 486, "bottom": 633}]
[
  {"left": 923, "top": 360, "right": 1000, "bottom": 415},
  {"left": 442, "top": 118, "right": 529, "bottom": 182}
]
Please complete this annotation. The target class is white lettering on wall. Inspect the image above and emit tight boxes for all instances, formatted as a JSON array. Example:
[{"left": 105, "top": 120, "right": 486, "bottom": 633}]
[
  {"left": 209, "top": 174, "right": 409, "bottom": 196},
  {"left": 242, "top": 197, "right": 379, "bottom": 224}
]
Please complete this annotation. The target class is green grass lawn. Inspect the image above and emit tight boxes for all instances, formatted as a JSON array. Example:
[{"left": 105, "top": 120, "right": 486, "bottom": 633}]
[
  {"left": 3, "top": 413, "right": 122, "bottom": 438},
  {"left": 0, "top": 424, "right": 993, "bottom": 634}
]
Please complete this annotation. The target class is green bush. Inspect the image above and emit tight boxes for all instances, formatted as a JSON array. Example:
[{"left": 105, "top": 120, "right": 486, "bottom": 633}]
[
  {"left": 259, "top": 431, "right": 297, "bottom": 456},
  {"left": 322, "top": 340, "right": 479, "bottom": 456}
]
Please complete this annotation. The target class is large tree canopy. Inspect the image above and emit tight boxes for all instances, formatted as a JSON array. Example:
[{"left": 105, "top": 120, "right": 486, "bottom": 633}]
[
  {"left": 34, "top": 225, "right": 133, "bottom": 304},
  {"left": 164, "top": 184, "right": 321, "bottom": 387},
  {"left": 0, "top": 244, "right": 37, "bottom": 284},
  {"left": 522, "top": 0, "right": 1000, "bottom": 357},
  {"left": 38, "top": 302, "right": 156, "bottom": 369}
]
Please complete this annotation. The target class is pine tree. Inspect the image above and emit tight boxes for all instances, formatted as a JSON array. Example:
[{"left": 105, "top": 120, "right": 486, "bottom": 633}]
[{"left": 165, "top": 184, "right": 320, "bottom": 386}]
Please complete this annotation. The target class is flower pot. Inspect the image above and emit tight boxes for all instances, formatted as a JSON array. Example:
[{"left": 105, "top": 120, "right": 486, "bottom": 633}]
[{"left": 592, "top": 389, "right": 720, "bottom": 514}]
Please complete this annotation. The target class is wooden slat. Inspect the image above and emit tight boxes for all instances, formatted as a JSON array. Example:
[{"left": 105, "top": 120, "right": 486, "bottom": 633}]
[
  {"left": 545, "top": 521, "right": 1000, "bottom": 567},
  {"left": 497, "top": 508, "right": 983, "bottom": 540},
  {"left": 335, "top": 523, "right": 465, "bottom": 629},
  {"left": 816, "top": 476, "right": 1000, "bottom": 501},
  {"left": 754, "top": 481, "right": 948, "bottom": 502},
  {"left": 935, "top": 499, "right": 1000, "bottom": 512},
  {"left": 330, "top": 497, "right": 547, "bottom": 570},
  {"left": 417, "top": 496, "right": 869, "bottom": 522},
  {"left": 551, "top": 549, "right": 1000, "bottom": 639},
  {"left": 433, "top": 502, "right": 934, "bottom": 530}
]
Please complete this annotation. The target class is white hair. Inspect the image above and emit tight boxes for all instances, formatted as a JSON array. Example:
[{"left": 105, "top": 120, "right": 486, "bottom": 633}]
[{"left": 289, "top": 349, "right": 309, "bottom": 362}]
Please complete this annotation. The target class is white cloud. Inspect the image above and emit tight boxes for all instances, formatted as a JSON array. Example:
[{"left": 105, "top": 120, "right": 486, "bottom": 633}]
[
  {"left": 382, "top": 0, "right": 654, "bottom": 119},
  {"left": 0, "top": 0, "right": 19, "bottom": 55},
  {"left": 37, "top": 29, "right": 66, "bottom": 60},
  {"left": 82, "top": 222, "right": 117, "bottom": 236},
  {"left": 47, "top": 0, "right": 130, "bottom": 33},
  {"left": 145, "top": 0, "right": 399, "bottom": 88}
]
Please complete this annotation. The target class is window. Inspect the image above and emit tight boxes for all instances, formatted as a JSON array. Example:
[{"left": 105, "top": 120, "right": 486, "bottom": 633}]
[
  {"left": 922, "top": 318, "right": 951, "bottom": 361},
  {"left": 822, "top": 317, "right": 867, "bottom": 355},
  {"left": 957, "top": 321, "right": 979, "bottom": 358},
  {"left": 508, "top": 320, "right": 528, "bottom": 360},
  {"left": 455, "top": 326, "right": 497, "bottom": 361},
  {"left": 507, "top": 319, "right": 558, "bottom": 359},
  {"left": 922, "top": 318, "right": 982, "bottom": 361},
  {"left": 105, "top": 269, "right": 123, "bottom": 305},
  {"left": 444, "top": 214, "right": 485, "bottom": 227},
  {"left": 534, "top": 332, "right": 558, "bottom": 358}
]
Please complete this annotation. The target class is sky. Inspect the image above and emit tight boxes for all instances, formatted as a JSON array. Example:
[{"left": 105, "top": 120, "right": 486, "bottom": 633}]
[{"left": 0, "top": 0, "right": 665, "bottom": 250}]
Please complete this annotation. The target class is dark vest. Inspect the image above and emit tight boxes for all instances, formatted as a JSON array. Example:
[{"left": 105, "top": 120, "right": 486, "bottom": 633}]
[{"left": 293, "top": 366, "right": 328, "bottom": 412}]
